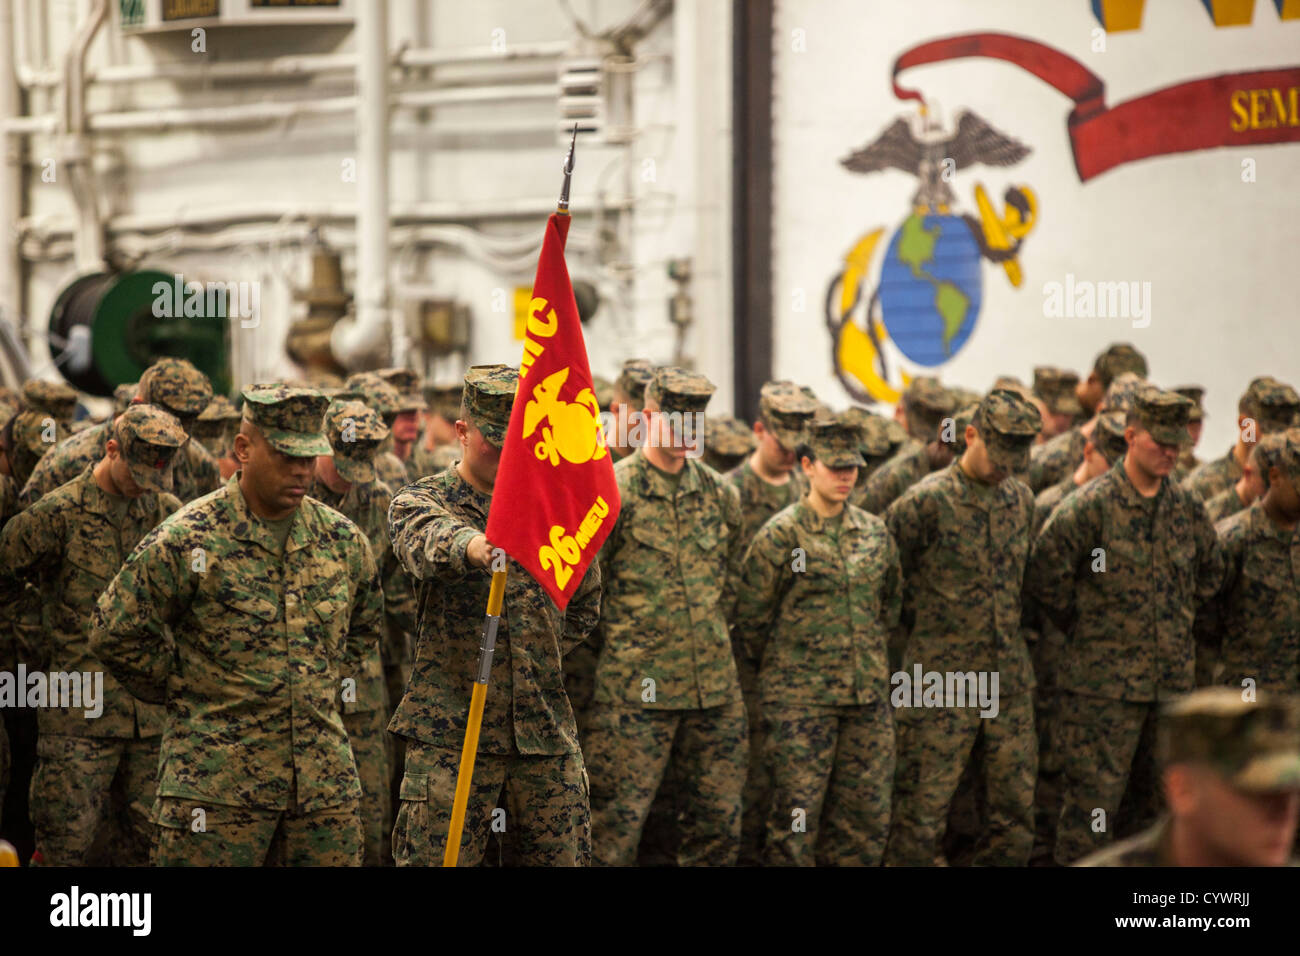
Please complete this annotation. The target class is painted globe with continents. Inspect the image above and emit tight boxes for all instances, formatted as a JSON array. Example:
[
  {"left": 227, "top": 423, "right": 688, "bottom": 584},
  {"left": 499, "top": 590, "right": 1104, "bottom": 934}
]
[{"left": 878, "top": 212, "right": 983, "bottom": 367}]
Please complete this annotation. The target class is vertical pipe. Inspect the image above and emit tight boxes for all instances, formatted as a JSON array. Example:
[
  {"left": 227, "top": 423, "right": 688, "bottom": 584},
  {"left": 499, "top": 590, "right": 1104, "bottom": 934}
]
[
  {"left": 731, "top": 0, "right": 773, "bottom": 422},
  {"left": 0, "top": 0, "right": 23, "bottom": 336},
  {"left": 353, "top": 0, "right": 393, "bottom": 366}
]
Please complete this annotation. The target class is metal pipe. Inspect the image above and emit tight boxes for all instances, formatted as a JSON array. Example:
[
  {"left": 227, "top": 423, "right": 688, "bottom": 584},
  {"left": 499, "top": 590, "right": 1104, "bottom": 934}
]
[
  {"left": 2, "top": 83, "right": 560, "bottom": 136},
  {"left": 17, "top": 41, "right": 572, "bottom": 89},
  {"left": 0, "top": 0, "right": 22, "bottom": 334},
  {"left": 61, "top": 0, "right": 109, "bottom": 273},
  {"left": 331, "top": 0, "right": 392, "bottom": 370},
  {"left": 17, "top": 196, "right": 632, "bottom": 244}
]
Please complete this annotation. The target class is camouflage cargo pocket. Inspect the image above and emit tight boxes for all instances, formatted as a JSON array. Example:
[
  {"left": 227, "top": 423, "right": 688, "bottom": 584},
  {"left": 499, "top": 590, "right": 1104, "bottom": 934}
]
[{"left": 392, "top": 771, "right": 429, "bottom": 867}]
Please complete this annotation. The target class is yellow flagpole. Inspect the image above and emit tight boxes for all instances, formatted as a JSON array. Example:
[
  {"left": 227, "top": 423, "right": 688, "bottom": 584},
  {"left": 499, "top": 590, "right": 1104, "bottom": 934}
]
[
  {"left": 443, "top": 568, "right": 507, "bottom": 866},
  {"left": 442, "top": 124, "right": 577, "bottom": 868}
]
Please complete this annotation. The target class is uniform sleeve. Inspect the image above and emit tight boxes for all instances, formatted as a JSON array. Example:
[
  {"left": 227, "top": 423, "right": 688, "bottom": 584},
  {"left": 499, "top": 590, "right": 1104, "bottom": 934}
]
[
  {"left": 340, "top": 532, "right": 386, "bottom": 714},
  {"left": 883, "top": 484, "right": 930, "bottom": 581},
  {"left": 718, "top": 479, "right": 745, "bottom": 621},
  {"left": 0, "top": 502, "right": 63, "bottom": 667},
  {"left": 1191, "top": 500, "right": 1225, "bottom": 610},
  {"left": 881, "top": 527, "right": 904, "bottom": 635},
  {"left": 1025, "top": 493, "right": 1094, "bottom": 634},
  {"left": 730, "top": 522, "right": 788, "bottom": 663},
  {"left": 560, "top": 557, "right": 603, "bottom": 656},
  {"left": 388, "top": 481, "right": 480, "bottom": 582},
  {"left": 1193, "top": 523, "right": 1238, "bottom": 687},
  {"left": 89, "top": 524, "right": 193, "bottom": 703},
  {"left": 0, "top": 501, "right": 62, "bottom": 604},
  {"left": 859, "top": 463, "right": 899, "bottom": 516}
]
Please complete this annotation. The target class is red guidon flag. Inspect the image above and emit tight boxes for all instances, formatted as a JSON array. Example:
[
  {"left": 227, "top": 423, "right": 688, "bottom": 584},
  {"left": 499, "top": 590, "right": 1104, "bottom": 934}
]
[{"left": 485, "top": 213, "right": 621, "bottom": 610}]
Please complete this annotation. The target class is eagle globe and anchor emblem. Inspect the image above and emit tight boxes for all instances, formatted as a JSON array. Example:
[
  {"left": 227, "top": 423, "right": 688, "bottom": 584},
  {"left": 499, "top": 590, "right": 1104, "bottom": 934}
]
[{"left": 827, "top": 106, "right": 1039, "bottom": 405}]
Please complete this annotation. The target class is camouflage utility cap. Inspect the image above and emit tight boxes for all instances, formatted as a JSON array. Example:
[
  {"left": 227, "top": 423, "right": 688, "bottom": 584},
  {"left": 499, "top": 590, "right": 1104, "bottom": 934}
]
[
  {"left": 1101, "top": 372, "right": 1147, "bottom": 416},
  {"left": 113, "top": 383, "right": 139, "bottom": 416},
  {"left": 1173, "top": 385, "right": 1205, "bottom": 424},
  {"left": 377, "top": 367, "right": 425, "bottom": 412},
  {"left": 905, "top": 376, "right": 955, "bottom": 414},
  {"left": 804, "top": 415, "right": 866, "bottom": 469},
  {"left": 841, "top": 407, "right": 894, "bottom": 457},
  {"left": 706, "top": 415, "right": 756, "bottom": 458},
  {"left": 1280, "top": 427, "right": 1300, "bottom": 484},
  {"left": 759, "top": 381, "right": 819, "bottom": 449},
  {"left": 198, "top": 395, "right": 241, "bottom": 424},
  {"left": 241, "top": 384, "right": 332, "bottom": 457},
  {"left": 0, "top": 385, "right": 19, "bottom": 413},
  {"left": 12, "top": 410, "right": 63, "bottom": 454},
  {"left": 646, "top": 367, "right": 715, "bottom": 415},
  {"left": 341, "top": 372, "right": 402, "bottom": 420},
  {"left": 1093, "top": 410, "right": 1129, "bottom": 463},
  {"left": 1132, "top": 386, "right": 1193, "bottom": 446},
  {"left": 463, "top": 364, "right": 519, "bottom": 448},
  {"left": 422, "top": 382, "right": 464, "bottom": 421},
  {"left": 975, "top": 388, "right": 1041, "bottom": 472},
  {"left": 21, "top": 379, "right": 78, "bottom": 421},
  {"left": 325, "top": 399, "right": 390, "bottom": 483},
  {"left": 139, "top": 357, "right": 213, "bottom": 418},
  {"left": 1160, "top": 689, "right": 1300, "bottom": 792},
  {"left": 615, "top": 359, "right": 654, "bottom": 411},
  {"left": 1243, "top": 376, "right": 1300, "bottom": 434},
  {"left": 1094, "top": 342, "right": 1148, "bottom": 388},
  {"left": 883, "top": 416, "right": 909, "bottom": 452},
  {"left": 113, "top": 404, "right": 187, "bottom": 493},
  {"left": 1248, "top": 431, "right": 1288, "bottom": 483},
  {"left": 1034, "top": 366, "right": 1083, "bottom": 416},
  {"left": 947, "top": 386, "right": 983, "bottom": 410}
]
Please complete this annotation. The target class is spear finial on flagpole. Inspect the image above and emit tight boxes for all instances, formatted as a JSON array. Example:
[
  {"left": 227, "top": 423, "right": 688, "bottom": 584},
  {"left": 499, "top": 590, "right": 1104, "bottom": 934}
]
[{"left": 558, "top": 123, "right": 578, "bottom": 215}]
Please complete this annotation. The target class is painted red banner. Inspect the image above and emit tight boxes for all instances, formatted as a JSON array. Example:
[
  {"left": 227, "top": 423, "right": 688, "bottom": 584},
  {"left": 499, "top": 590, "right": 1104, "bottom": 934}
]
[
  {"left": 892, "top": 32, "right": 1300, "bottom": 180},
  {"left": 485, "top": 213, "right": 621, "bottom": 611}
]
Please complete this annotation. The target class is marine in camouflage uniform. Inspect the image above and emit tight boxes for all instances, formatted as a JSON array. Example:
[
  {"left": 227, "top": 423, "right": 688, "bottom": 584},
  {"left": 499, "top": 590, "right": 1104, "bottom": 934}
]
[
  {"left": 1171, "top": 385, "right": 1205, "bottom": 483},
  {"left": 90, "top": 386, "right": 382, "bottom": 866},
  {"left": 842, "top": 408, "right": 905, "bottom": 506},
  {"left": 1201, "top": 431, "right": 1282, "bottom": 526},
  {"left": 408, "top": 382, "right": 462, "bottom": 480},
  {"left": 21, "top": 358, "right": 221, "bottom": 507},
  {"left": 702, "top": 415, "right": 754, "bottom": 474},
  {"left": 561, "top": 362, "right": 652, "bottom": 738},
  {"left": 341, "top": 372, "right": 410, "bottom": 492},
  {"left": 1033, "top": 367, "right": 1083, "bottom": 443},
  {"left": 388, "top": 365, "right": 602, "bottom": 867},
  {"left": 0, "top": 406, "right": 186, "bottom": 865},
  {"left": 858, "top": 377, "right": 957, "bottom": 515},
  {"left": 1076, "top": 689, "right": 1300, "bottom": 867},
  {"left": 1026, "top": 344, "right": 1147, "bottom": 494},
  {"left": 722, "top": 381, "right": 818, "bottom": 865},
  {"left": 192, "top": 394, "right": 242, "bottom": 475},
  {"left": 606, "top": 359, "right": 653, "bottom": 463},
  {"left": 307, "top": 399, "right": 400, "bottom": 866},
  {"left": 1197, "top": 428, "right": 1300, "bottom": 696},
  {"left": 339, "top": 372, "right": 420, "bottom": 789},
  {"left": 8, "top": 380, "right": 78, "bottom": 489},
  {"left": 584, "top": 367, "right": 748, "bottom": 866},
  {"left": 1182, "top": 377, "right": 1300, "bottom": 503},
  {"left": 1026, "top": 410, "right": 1128, "bottom": 863},
  {"left": 1027, "top": 387, "right": 1224, "bottom": 865},
  {"left": 882, "top": 389, "right": 1042, "bottom": 867},
  {"left": 377, "top": 367, "right": 426, "bottom": 486},
  {"left": 733, "top": 415, "right": 901, "bottom": 865}
]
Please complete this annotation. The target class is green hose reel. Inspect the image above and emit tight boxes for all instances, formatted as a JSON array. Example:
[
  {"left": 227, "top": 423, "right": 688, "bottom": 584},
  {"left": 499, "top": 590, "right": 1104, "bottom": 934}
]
[{"left": 49, "top": 270, "right": 232, "bottom": 397}]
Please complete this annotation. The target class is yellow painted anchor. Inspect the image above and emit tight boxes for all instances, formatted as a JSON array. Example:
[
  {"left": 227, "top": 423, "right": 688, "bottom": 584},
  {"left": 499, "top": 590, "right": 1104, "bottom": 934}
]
[{"left": 973, "top": 183, "right": 1037, "bottom": 288}]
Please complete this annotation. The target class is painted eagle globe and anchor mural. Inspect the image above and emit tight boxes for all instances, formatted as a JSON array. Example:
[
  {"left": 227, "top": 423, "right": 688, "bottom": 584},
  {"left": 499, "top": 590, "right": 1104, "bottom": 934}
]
[{"left": 826, "top": 107, "right": 1038, "bottom": 405}]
